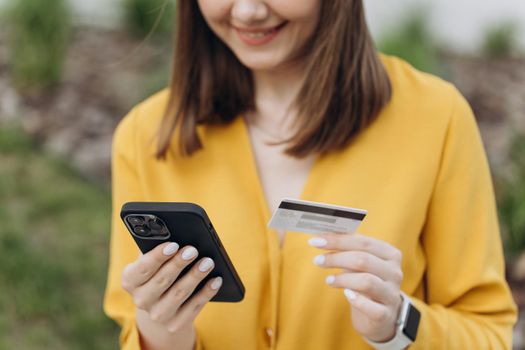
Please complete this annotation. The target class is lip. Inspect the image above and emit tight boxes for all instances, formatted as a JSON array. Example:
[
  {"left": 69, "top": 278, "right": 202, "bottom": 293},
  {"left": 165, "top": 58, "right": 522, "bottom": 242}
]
[{"left": 234, "top": 22, "right": 287, "bottom": 46}]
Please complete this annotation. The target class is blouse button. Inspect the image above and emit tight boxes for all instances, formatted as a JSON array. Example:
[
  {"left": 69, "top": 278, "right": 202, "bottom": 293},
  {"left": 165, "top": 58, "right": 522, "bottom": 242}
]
[{"left": 265, "top": 327, "right": 274, "bottom": 347}]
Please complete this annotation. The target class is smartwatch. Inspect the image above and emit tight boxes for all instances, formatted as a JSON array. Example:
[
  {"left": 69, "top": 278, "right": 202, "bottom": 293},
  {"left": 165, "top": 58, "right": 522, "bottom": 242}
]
[{"left": 364, "top": 292, "right": 420, "bottom": 350}]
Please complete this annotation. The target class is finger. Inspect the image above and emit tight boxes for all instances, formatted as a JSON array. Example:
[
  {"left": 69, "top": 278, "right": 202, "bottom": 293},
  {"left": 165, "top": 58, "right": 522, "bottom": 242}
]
[
  {"left": 133, "top": 246, "right": 200, "bottom": 310},
  {"left": 165, "top": 277, "right": 223, "bottom": 333},
  {"left": 148, "top": 256, "right": 215, "bottom": 322},
  {"left": 122, "top": 242, "right": 181, "bottom": 290},
  {"left": 344, "top": 289, "right": 396, "bottom": 325},
  {"left": 314, "top": 251, "right": 403, "bottom": 283},
  {"left": 308, "top": 233, "right": 402, "bottom": 262},
  {"left": 326, "top": 272, "right": 398, "bottom": 305}
]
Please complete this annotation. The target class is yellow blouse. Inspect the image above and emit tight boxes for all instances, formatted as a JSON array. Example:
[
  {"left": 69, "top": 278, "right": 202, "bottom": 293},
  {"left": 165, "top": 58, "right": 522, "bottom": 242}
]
[{"left": 104, "top": 56, "right": 517, "bottom": 349}]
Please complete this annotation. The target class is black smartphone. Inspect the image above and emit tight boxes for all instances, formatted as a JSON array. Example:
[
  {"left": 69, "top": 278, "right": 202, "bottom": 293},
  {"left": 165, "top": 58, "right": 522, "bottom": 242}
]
[{"left": 120, "top": 202, "right": 245, "bottom": 302}]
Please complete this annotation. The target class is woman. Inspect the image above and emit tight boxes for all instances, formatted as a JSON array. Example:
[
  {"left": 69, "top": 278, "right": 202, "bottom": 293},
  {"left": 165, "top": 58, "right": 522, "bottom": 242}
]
[{"left": 104, "top": 1, "right": 517, "bottom": 349}]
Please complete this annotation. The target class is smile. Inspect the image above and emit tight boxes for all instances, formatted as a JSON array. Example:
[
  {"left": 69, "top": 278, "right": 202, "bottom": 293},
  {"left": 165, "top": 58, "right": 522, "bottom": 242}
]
[{"left": 234, "top": 22, "right": 288, "bottom": 45}]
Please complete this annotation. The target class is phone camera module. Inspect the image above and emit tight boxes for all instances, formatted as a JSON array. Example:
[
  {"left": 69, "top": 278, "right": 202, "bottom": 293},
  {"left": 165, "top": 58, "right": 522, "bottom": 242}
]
[{"left": 126, "top": 214, "right": 169, "bottom": 239}]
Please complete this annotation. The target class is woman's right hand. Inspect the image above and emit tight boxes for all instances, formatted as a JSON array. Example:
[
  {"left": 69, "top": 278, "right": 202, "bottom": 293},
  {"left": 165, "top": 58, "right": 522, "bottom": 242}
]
[{"left": 122, "top": 242, "right": 222, "bottom": 334}]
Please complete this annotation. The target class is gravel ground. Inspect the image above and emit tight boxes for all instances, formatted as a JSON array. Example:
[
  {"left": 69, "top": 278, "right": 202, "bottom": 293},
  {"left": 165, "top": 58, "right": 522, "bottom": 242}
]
[{"left": 0, "top": 26, "right": 171, "bottom": 184}]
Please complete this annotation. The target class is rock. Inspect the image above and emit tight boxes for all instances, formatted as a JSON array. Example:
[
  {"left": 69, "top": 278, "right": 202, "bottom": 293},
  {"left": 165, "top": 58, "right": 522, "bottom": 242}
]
[
  {"left": 45, "top": 128, "right": 79, "bottom": 157},
  {"left": 514, "top": 310, "right": 525, "bottom": 350},
  {"left": 72, "top": 135, "right": 113, "bottom": 182},
  {"left": 0, "top": 79, "right": 21, "bottom": 124},
  {"left": 514, "top": 252, "right": 525, "bottom": 282}
]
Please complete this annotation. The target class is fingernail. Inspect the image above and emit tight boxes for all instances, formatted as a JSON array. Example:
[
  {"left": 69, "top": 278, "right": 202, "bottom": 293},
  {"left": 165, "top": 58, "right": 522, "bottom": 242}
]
[
  {"left": 308, "top": 237, "right": 327, "bottom": 247},
  {"left": 211, "top": 277, "right": 223, "bottom": 290},
  {"left": 163, "top": 242, "right": 179, "bottom": 256},
  {"left": 344, "top": 288, "right": 357, "bottom": 301},
  {"left": 198, "top": 258, "right": 214, "bottom": 272},
  {"left": 325, "top": 275, "right": 335, "bottom": 285},
  {"left": 182, "top": 247, "right": 198, "bottom": 260},
  {"left": 313, "top": 254, "right": 325, "bottom": 266}
]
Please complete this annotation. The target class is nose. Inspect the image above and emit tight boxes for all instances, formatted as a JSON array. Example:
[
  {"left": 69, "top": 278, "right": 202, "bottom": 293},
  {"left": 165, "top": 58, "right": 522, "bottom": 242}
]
[{"left": 231, "top": 0, "right": 269, "bottom": 23}]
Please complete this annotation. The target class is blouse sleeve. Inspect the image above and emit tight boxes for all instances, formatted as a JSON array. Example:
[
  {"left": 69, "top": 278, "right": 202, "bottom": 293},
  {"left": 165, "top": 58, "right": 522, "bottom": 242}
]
[
  {"left": 411, "top": 89, "right": 518, "bottom": 349},
  {"left": 102, "top": 108, "right": 206, "bottom": 350},
  {"left": 103, "top": 107, "right": 143, "bottom": 349}
]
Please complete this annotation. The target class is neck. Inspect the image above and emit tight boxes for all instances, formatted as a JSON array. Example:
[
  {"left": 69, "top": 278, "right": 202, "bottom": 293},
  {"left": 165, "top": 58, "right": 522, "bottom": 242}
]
[{"left": 248, "top": 61, "right": 307, "bottom": 130}]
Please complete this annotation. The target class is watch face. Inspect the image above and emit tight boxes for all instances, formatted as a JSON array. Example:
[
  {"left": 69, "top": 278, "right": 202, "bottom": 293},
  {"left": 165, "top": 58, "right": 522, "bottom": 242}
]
[{"left": 402, "top": 304, "right": 421, "bottom": 341}]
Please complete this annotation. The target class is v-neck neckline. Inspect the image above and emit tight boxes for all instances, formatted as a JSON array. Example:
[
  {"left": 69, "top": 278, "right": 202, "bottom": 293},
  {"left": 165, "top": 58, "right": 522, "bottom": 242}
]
[{"left": 235, "top": 115, "right": 323, "bottom": 229}]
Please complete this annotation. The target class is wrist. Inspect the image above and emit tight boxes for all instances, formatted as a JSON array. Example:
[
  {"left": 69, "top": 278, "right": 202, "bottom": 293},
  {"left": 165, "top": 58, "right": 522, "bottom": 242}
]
[
  {"left": 364, "top": 292, "right": 420, "bottom": 350},
  {"left": 367, "top": 293, "right": 404, "bottom": 343},
  {"left": 136, "top": 309, "right": 196, "bottom": 350}
]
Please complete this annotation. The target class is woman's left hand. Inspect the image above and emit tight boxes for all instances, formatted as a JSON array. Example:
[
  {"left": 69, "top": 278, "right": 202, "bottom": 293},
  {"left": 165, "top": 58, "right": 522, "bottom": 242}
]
[{"left": 308, "top": 233, "right": 404, "bottom": 343}]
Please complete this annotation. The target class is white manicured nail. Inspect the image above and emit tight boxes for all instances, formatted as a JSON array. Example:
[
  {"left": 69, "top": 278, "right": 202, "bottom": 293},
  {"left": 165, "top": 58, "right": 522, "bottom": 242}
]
[
  {"left": 344, "top": 289, "right": 357, "bottom": 301},
  {"left": 182, "top": 247, "right": 198, "bottom": 260},
  {"left": 325, "top": 275, "right": 335, "bottom": 285},
  {"left": 198, "top": 258, "right": 214, "bottom": 272},
  {"left": 308, "top": 237, "right": 327, "bottom": 247},
  {"left": 163, "top": 242, "right": 179, "bottom": 256},
  {"left": 313, "top": 255, "right": 325, "bottom": 266},
  {"left": 211, "top": 277, "right": 223, "bottom": 290}
]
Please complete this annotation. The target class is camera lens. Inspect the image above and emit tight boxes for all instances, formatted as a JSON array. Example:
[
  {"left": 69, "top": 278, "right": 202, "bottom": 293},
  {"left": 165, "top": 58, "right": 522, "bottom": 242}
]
[
  {"left": 148, "top": 219, "right": 163, "bottom": 231},
  {"left": 127, "top": 216, "right": 144, "bottom": 225},
  {"left": 133, "top": 225, "right": 151, "bottom": 237}
]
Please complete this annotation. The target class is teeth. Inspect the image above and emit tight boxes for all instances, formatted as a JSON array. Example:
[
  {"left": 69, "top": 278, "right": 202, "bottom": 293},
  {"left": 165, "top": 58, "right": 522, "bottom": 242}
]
[{"left": 242, "top": 30, "right": 274, "bottom": 38}]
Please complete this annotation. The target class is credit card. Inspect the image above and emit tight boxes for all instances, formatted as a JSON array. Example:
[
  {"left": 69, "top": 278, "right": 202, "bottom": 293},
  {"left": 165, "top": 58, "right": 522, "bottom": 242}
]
[{"left": 268, "top": 198, "right": 367, "bottom": 235}]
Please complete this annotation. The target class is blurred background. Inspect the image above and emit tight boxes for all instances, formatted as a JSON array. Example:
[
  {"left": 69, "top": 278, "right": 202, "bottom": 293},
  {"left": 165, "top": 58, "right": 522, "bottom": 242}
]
[{"left": 0, "top": 0, "right": 523, "bottom": 349}]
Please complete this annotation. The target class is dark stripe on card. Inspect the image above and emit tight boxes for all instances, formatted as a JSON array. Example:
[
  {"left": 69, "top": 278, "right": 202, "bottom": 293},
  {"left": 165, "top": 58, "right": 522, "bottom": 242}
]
[{"left": 279, "top": 202, "right": 366, "bottom": 220}]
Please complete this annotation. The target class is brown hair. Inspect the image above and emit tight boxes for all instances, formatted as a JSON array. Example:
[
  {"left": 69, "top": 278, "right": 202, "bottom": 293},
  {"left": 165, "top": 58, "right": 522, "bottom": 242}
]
[{"left": 156, "top": 0, "right": 391, "bottom": 159}]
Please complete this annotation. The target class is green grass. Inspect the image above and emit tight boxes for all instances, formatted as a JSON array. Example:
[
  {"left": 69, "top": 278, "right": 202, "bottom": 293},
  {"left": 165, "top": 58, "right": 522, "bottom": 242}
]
[
  {"left": 4, "top": 0, "right": 72, "bottom": 90},
  {"left": 123, "top": 0, "right": 175, "bottom": 38},
  {"left": 378, "top": 8, "right": 443, "bottom": 75},
  {"left": 482, "top": 21, "right": 519, "bottom": 58},
  {"left": 496, "top": 133, "right": 525, "bottom": 258},
  {"left": 0, "top": 126, "right": 118, "bottom": 349}
]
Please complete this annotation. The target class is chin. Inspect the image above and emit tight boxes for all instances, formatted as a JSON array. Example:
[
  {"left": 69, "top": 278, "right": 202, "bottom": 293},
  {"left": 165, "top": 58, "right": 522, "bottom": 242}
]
[{"left": 234, "top": 51, "right": 287, "bottom": 72}]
